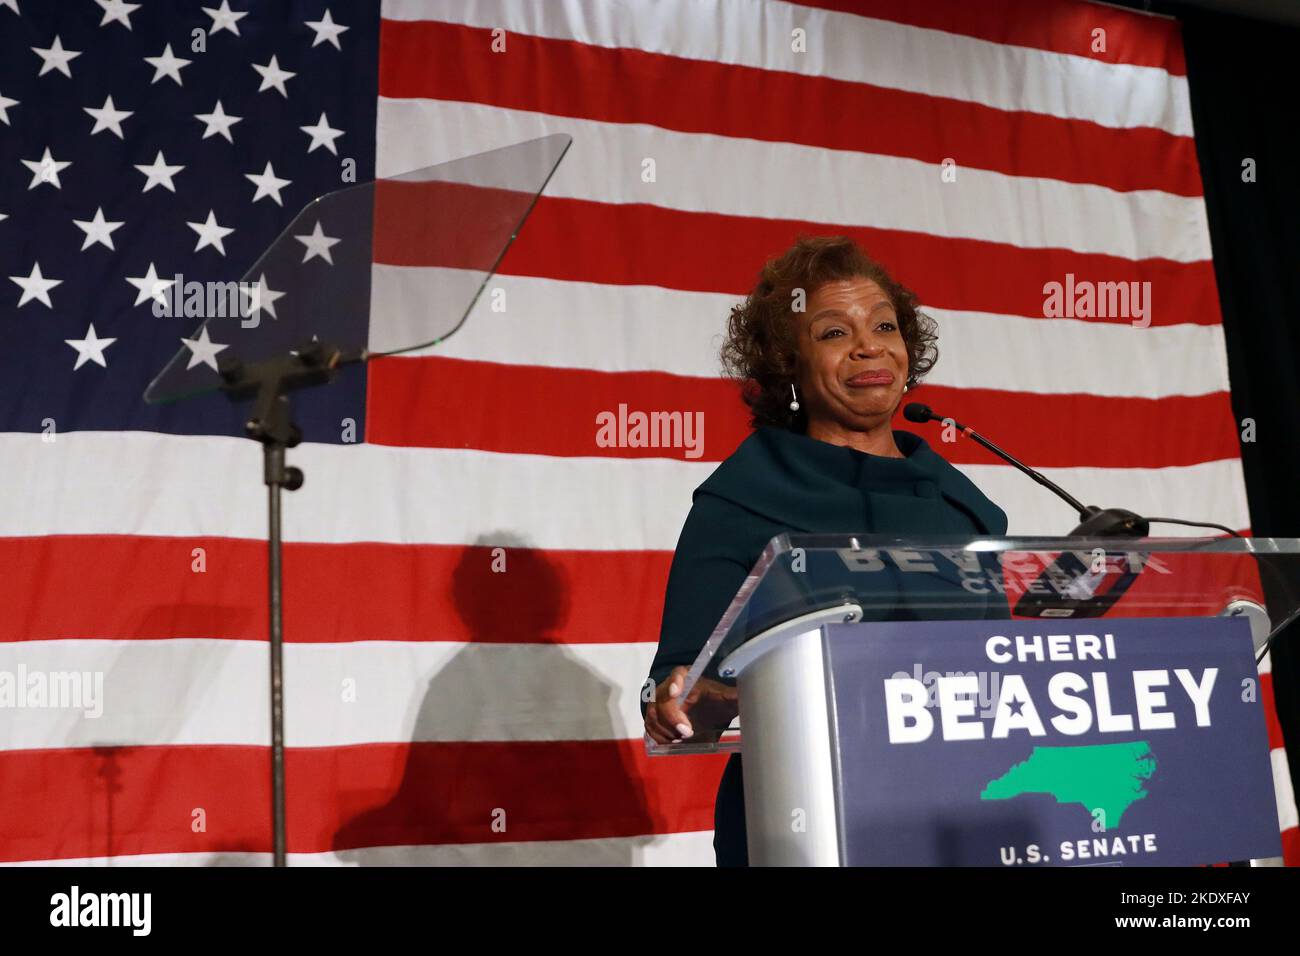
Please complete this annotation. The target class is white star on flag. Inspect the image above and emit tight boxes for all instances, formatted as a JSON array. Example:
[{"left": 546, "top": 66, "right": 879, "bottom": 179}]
[
  {"left": 0, "top": 1, "right": 19, "bottom": 14},
  {"left": 245, "top": 161, "right": 292, "bottom": 205},
  {"left": 134, "top": 151, "right": 184, "bottom": 192},
  {"left": 73, "top": 207, "right": 125, "bottom": 251},
  {"left": 252, "top": 55, "right": 295, "bottom": 97},
  {"left": 65, "top": 324, "right": 117, "bottom": 370},
  {"left": 0, "top": 91, "right": 17, "bottom": 125},
  {"left": 9, "top": 262, "right": 62, "bottom": 308},
  {"left": 21, "top": 147, "right": 70, "bottom": 190},
  {"left": 84, "top": 95, "right": 133, "bottom": 138},
  {"left": 181, "top": 326, "right": 230, "bottom": 371},
  {"left": 305, "top": 9, "right": 349, "bottom": 49},
  {"left": 195, "top": 100, "right": 242, "bottom": 142},
  {"left": 126, "top": 263, "right": 176, "bottom": 307},
  {"left": 240, "top": 273, "right": 286, "bottom": 321},
  {"left": 187, "top": 210, "right": 234, "bottom": 255},
  {"left": 203, "top": 0, "right": 248, "bottom": 36},
  {"left": 144, "top": 43, "right": 192, "bottom": 85},
  {"left": 300, "top": 112, "right": 344, "bottom": 155},
  {"left": 295, "top": 221, "right": 341, "bottom": 264},
  {"left": 32, "top": 36, "right": 82, "bottom": 78},
  {"left": 94, "top": 0, "right": 140, "bottom": 29}
]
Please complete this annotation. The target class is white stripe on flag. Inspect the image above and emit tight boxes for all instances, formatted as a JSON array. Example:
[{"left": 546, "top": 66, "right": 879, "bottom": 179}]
[
  {"left": 0, "top": 433, "right": 1251, "bottom": 547},
  {"left": 0, "top": 638, "right": 659, "bottom": 749},
  {"left": 379, "top": 268, "right": 1234, "bottom": 399},
  {"left": 1273, "top": 748, "right": 1299, "bottom": 832},
  {"left": 376, "top": 97, "right": 1210, "bottom": 263},
  {"left": 6, "top": 830, "right": 718, "bottom": 867},
  {"left": 379, "top": 0, "right": 1193, "bottom": 135}
]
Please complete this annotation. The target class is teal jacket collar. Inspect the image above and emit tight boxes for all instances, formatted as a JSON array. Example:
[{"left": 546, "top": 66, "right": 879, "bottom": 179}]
[{"left": 696, "top": 426, "right": 1008, "bottom": 536}]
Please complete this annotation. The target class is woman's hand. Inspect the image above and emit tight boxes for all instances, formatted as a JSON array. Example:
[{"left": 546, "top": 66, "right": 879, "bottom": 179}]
[{"left": 644, "top": 666, "right": 739, "bottom": 744}]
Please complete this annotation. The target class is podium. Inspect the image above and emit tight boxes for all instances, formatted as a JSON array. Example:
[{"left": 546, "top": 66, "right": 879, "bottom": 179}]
[{"left": 649, "top": 534, "right": 1300, "bottom": 867}]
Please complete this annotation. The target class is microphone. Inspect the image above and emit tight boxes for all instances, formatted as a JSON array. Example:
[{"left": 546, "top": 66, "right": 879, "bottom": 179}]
[
  {"left": 902, "top": 402, "right": 1147, "bottom": 536},
  {"left": 903, "top": 402, "right": 1247, "bottom": 624}
]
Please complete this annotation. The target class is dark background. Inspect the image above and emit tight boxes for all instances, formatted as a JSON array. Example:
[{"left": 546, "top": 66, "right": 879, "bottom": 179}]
[{"left": 1115, "top": 0, "right": 1300, "bottom": 805}]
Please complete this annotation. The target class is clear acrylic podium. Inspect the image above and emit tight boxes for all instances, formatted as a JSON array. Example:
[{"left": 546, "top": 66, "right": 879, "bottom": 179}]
[{"left": 649, "top": 534, "right": 1300, "bottom": 866}]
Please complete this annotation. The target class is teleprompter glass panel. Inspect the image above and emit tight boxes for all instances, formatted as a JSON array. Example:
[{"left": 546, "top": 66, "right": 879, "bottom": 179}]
[{"left": 145, "top": 133, "right": 572, "bottom": 403}]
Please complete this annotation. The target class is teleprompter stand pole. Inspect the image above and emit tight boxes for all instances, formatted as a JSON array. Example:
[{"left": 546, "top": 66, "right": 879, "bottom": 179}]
[{"left": 218, "top": 342, "right": 364, "bottom": 867}]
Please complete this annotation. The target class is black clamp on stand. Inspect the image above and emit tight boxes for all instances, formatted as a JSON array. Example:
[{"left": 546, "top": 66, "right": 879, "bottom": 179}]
[{"left": 218, "top": 341, "right": 363, "bottom": 867}]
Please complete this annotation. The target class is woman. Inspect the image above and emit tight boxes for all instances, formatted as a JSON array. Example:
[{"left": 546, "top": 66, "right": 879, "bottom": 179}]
[{"left": 642, "top": 235, "right": 1008, "bottom": 866}]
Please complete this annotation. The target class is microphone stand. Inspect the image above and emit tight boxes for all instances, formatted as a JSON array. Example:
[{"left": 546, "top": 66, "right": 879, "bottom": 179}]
[{"left": 905, "top": 404, "right": 1148, "bottom": 536}]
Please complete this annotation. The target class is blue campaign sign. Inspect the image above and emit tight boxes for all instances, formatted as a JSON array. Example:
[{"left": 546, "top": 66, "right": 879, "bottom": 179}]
[{"left": 823, "top": 616, "right": 1282, "bottom": 866}]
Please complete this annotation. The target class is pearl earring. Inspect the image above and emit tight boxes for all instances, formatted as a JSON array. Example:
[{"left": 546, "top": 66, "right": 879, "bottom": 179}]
[
  {"left": 789, "top": 384, "right": 800, "bottom": 413},
  {"left": 903, "top": 384, "right": 909, "bottom": 393}
]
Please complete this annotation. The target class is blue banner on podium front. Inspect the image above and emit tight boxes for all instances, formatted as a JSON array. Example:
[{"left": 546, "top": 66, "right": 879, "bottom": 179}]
[{"left": 823, "top": 616, "right": 1281, "bottom": 866}]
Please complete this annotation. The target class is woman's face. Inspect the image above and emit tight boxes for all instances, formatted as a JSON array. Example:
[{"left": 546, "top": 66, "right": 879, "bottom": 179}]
[{"left": 794, "top": 277, "right": 909, "bottom": 431}]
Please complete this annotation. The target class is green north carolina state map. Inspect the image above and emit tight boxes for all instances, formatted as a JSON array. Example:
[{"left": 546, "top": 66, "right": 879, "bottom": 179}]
[{"left": 980, "top": 742, "right": 1157, "bottom": 826}]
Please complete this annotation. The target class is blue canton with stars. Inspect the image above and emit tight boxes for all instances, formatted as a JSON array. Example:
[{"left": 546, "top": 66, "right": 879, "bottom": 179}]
[{"left": 0, "top": 0, "right": 378, "bottom": 441}]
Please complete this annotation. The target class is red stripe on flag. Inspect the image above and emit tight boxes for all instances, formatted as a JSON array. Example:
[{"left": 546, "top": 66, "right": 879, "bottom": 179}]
[
  {"left": 374, "top": 178, "right": 548, "bottom": 273},
  {"left": 1284, "top": 826, "right": 1300, "bottom": 867},
  {"left": 379, "top": 18, "right": 1201, "bottom": 196},
  {"left": 790, "top": 0, "right": 1187, "bottom": 75},
  {"left": 366, "top": 355, "right": 1241, "bottom": 468},
  {"left": 0, "top": 742, "right": 724, "bottom": 863},
  {"left": 1261, "top": 672, "right": 1287, "bottom": 754},
  {"left": 376, "top": 198, "right": 1223, "bottom": 330},
  {"left": 0, "top": 537, "right": 671, "bottom": 646},
  {"left": 366, "top": 357, "right": 750, "bottom": 461}
]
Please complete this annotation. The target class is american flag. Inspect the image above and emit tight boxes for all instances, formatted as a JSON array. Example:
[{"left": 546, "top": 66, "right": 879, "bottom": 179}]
[{"left": 1, "top": 0, "right": 1295, "bottom": 865}]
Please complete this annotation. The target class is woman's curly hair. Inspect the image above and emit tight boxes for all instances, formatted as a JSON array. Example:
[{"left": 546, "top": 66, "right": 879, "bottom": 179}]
[{"left": 721, "top": 235, "right": 938, "bottom": 431}]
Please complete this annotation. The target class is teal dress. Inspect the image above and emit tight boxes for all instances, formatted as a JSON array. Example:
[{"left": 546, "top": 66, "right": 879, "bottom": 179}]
[{"left": 645, "top": 426, "right": 1009, "bottom": 866}]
